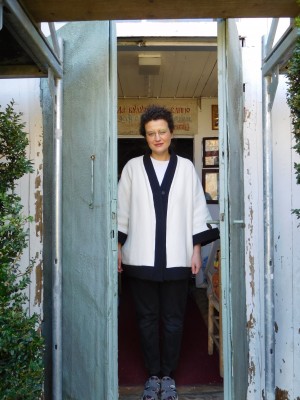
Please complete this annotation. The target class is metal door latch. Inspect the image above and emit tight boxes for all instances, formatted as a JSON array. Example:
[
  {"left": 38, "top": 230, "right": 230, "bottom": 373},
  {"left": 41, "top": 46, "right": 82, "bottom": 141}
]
[{"left": 89, "top": 154, "right": 95, "bottom": 209}]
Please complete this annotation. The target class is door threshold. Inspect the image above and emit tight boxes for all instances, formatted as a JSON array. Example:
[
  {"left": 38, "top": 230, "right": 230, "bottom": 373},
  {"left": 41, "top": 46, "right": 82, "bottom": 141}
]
[{"left": 119, "top": 385, "right": 224, "bottom": 399}]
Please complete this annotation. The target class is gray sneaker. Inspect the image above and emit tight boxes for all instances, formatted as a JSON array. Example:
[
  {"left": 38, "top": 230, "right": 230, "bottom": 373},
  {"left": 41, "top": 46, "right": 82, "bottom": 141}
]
[
  {"left": 160, "top": 376, "right": 178, "bottom": 400},
  {"left": 141, "top": 376, "right": 161, "bottom": 400}
]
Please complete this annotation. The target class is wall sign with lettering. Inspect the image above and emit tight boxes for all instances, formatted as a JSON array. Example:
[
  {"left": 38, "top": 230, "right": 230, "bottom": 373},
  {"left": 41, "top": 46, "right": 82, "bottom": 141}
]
[{"left": 118, "top": 98, "right": 198, "bottom": 136}]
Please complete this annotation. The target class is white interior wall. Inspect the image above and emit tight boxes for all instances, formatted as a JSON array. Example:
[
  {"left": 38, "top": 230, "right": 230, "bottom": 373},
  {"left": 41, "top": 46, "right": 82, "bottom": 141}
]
[
  {"left": 0, "top": 79, "right": 44, "bottom": 318},
  {"left": 195, "top": 98, "right": 219, "bottom": 285},
  {"left": 196, "top": 97, "right": 219, "bottom": 222}
]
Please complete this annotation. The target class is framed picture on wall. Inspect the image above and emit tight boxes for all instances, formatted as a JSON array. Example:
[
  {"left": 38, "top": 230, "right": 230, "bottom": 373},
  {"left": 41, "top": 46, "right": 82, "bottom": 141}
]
[
  {"left": 203, "top": 137, "right": 219, "bottom": 167},
  {"left": 211, "top": 104, "right": 219, "bottom": 130},
  {"left": 202, "top": 168, "right": 219, "bottom": 204}
]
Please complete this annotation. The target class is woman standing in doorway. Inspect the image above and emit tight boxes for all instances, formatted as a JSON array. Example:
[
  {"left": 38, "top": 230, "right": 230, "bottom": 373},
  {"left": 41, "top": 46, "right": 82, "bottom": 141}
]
[{"left": 118, "top": 105, "right": 219, "bottom": 400}]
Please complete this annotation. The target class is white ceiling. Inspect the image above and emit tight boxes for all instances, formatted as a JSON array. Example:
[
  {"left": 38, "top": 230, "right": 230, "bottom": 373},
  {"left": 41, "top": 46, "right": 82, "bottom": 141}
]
[{"left": 117, "top": 38, "right": 218, "bottom": 99}]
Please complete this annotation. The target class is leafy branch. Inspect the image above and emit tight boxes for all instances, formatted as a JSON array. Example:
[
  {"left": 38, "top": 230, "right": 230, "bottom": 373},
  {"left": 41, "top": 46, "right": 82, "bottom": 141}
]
[{"left": 286, "top": 15, "right": 300, "bottom": 223}]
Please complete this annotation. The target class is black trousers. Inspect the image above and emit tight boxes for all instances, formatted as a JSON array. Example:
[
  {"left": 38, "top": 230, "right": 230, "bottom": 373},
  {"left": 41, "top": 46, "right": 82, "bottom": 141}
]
[{"left": 129, "top": 277, "right": 189, "bottom": 378}]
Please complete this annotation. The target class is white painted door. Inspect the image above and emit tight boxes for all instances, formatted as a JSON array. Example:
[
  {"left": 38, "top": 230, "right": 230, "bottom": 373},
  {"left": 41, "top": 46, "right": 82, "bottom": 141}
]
[
  {"left": 218, "top": 19, "right": 247, "bottom": 400},
  {"left": 59, "top": 21, "right": 118, "bottom": 399}
]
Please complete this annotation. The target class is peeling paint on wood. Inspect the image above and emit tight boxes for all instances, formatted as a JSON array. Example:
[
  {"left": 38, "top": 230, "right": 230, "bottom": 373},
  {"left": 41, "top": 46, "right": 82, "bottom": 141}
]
[
  {"left": 248, "top": 253, "right": 255, "bottom": 297},
  {"left": 35, "top": 174, "right": 41, "bottom": 189},
  {"left": 34, "top": 260, "right": 43, "bottom": 306},
  {"left": 247, "top": 312, "right": 256, "bottom": 330},
  {"left": 248, "top": 360, "right": 255, "bottom": 384},
  {"left": 35, "top": 189, "right": 43, "bottom": 240},
  {"left": 244, "top": 108, "right": 252, "bottom": 123},
  {"left": 275, "top": 387, "right": 290, "bottom": 400},
  {"left": 245, "top": 137, "right": 251, "bottom": 156}
]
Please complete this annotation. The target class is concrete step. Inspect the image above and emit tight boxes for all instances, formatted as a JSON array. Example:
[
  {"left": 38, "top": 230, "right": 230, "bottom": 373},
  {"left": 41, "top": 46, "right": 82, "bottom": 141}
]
[{"left": 119, "top": 385, "right": 224, "bottom": 399}]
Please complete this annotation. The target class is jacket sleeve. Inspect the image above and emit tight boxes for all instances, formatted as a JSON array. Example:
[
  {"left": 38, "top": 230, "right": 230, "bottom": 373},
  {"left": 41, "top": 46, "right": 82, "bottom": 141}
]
[
  {"left": 117, "top": 162, "right": 132, "bottom": 245},
  {"left": 192, "top": 166, "right": 220, "bottom": 246}
]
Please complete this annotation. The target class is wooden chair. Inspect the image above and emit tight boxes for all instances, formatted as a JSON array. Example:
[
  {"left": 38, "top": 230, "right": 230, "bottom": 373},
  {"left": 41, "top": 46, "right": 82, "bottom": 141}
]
[{"left": 207, "top": 244, "right": 223, "bottom": 377}]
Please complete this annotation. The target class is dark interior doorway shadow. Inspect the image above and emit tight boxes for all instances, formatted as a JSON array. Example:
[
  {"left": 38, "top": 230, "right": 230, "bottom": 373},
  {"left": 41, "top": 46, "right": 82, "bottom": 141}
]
[{"left": 118, "top": 275, "right": 223, "bottom": 386}]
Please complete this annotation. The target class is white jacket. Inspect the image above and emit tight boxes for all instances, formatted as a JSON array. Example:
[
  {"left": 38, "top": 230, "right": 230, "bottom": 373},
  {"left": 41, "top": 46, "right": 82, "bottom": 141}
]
[{"left": 118, "top": 152, "right": 219, "bottom": 281}]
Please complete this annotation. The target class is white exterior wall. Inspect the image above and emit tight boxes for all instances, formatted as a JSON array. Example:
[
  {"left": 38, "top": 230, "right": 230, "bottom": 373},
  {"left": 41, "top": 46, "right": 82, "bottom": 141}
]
[
  {"left": 241, "top": 19, "right": 300, "bottom": 399},
  {"left": 272, "top": 76, "right": 300, "bottom": 398},
  {"left": 0, "top": 79, "right": 44, "bottom": 318}
]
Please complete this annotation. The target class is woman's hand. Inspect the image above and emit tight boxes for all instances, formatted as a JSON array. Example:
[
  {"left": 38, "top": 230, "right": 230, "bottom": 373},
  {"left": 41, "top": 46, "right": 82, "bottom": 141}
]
[
  {"left": 191, "top": 244, "right": 202, "bottom": 275},
  {"left": 118, "top": 243, "right": 123, "bottom": 273}
]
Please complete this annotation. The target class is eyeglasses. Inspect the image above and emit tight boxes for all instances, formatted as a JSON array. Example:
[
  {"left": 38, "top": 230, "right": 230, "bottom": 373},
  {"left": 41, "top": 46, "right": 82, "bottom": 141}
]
[{"left": 146, "top": 129, "right": 169, "bottom": 138}]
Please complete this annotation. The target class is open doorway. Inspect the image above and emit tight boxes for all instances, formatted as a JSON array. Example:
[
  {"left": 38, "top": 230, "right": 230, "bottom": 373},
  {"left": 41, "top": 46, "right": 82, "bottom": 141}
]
[
  {"left": 116, "top": 21, "right": 223, "bottom": 397},
  {"left": 41, "top": 18, "right": 246, "bottom": 400}
]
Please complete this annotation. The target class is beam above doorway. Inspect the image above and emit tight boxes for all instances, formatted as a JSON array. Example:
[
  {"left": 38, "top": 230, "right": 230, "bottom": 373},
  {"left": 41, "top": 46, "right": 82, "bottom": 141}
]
[{"left": 21, "top": 0, "right": 299, "bottom": 22}]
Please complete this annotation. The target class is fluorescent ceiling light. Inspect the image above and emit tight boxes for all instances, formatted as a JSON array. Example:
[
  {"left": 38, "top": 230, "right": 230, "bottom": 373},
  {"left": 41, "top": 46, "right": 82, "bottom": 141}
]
[{"left": 138, "top": 54, "right": 161, "bottom": 75}]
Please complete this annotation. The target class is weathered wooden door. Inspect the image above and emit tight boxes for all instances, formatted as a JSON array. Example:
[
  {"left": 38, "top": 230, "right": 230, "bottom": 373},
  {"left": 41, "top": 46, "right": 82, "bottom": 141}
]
[
  {"left": 59, "top": 21, "right": 118, "bottom": 399},
  {"left": 218, "top": 19, "right": 247, "bottom": 399}
]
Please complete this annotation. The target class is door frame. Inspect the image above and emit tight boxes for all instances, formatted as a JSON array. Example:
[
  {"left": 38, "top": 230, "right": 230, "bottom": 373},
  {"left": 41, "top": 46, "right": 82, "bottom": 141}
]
[
  {"left": 114, "top": 19, "right": 246, "bottom": 399},
  {"left": 217, "top": 19, "right": 247, "bottom": 400},
  {"left": 217, "top": 19, "right": 233, "bottom": 400},
  {"left": 45, "top": 18, "right": 246, "bottom": 400}
]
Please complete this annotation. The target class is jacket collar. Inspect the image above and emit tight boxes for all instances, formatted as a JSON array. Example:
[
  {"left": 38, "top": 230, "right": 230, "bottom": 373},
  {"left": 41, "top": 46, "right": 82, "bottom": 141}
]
[{"left": 143, "top": 150, "right": 177, "bottom": 192}]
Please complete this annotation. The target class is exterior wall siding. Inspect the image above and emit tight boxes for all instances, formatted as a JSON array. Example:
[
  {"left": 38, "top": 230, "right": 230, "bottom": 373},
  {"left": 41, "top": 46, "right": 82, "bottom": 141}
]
[
  {"left": 291, "top": 123, "right": 300, "bottom": 399},
  {"left": 241, "top": 19, "right": 300, "bottom": 399},
  {"left": 273, "top": 77, "right": 300, "bottom": 398}
]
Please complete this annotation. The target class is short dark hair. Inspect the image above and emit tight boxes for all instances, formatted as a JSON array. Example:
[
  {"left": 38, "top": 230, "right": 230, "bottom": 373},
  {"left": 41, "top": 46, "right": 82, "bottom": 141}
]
[{"left": 139, "top": 105, "right": 174, "bottom": 137}]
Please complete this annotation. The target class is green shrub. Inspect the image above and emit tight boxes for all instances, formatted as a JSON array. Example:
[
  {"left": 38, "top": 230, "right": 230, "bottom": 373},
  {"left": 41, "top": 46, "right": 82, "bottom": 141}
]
[
  {"left": 286, "top": 16, "right": 300, "bottom": 223},
  {"left": 0, "top": 101, "right": 44, "bottom": 399}
]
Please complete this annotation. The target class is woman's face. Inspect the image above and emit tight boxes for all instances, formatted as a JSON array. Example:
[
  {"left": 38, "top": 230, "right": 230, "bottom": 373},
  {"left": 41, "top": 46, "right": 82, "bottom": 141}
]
[{"left": 145, "top": 119, "right": 173, "bottom": 160}]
